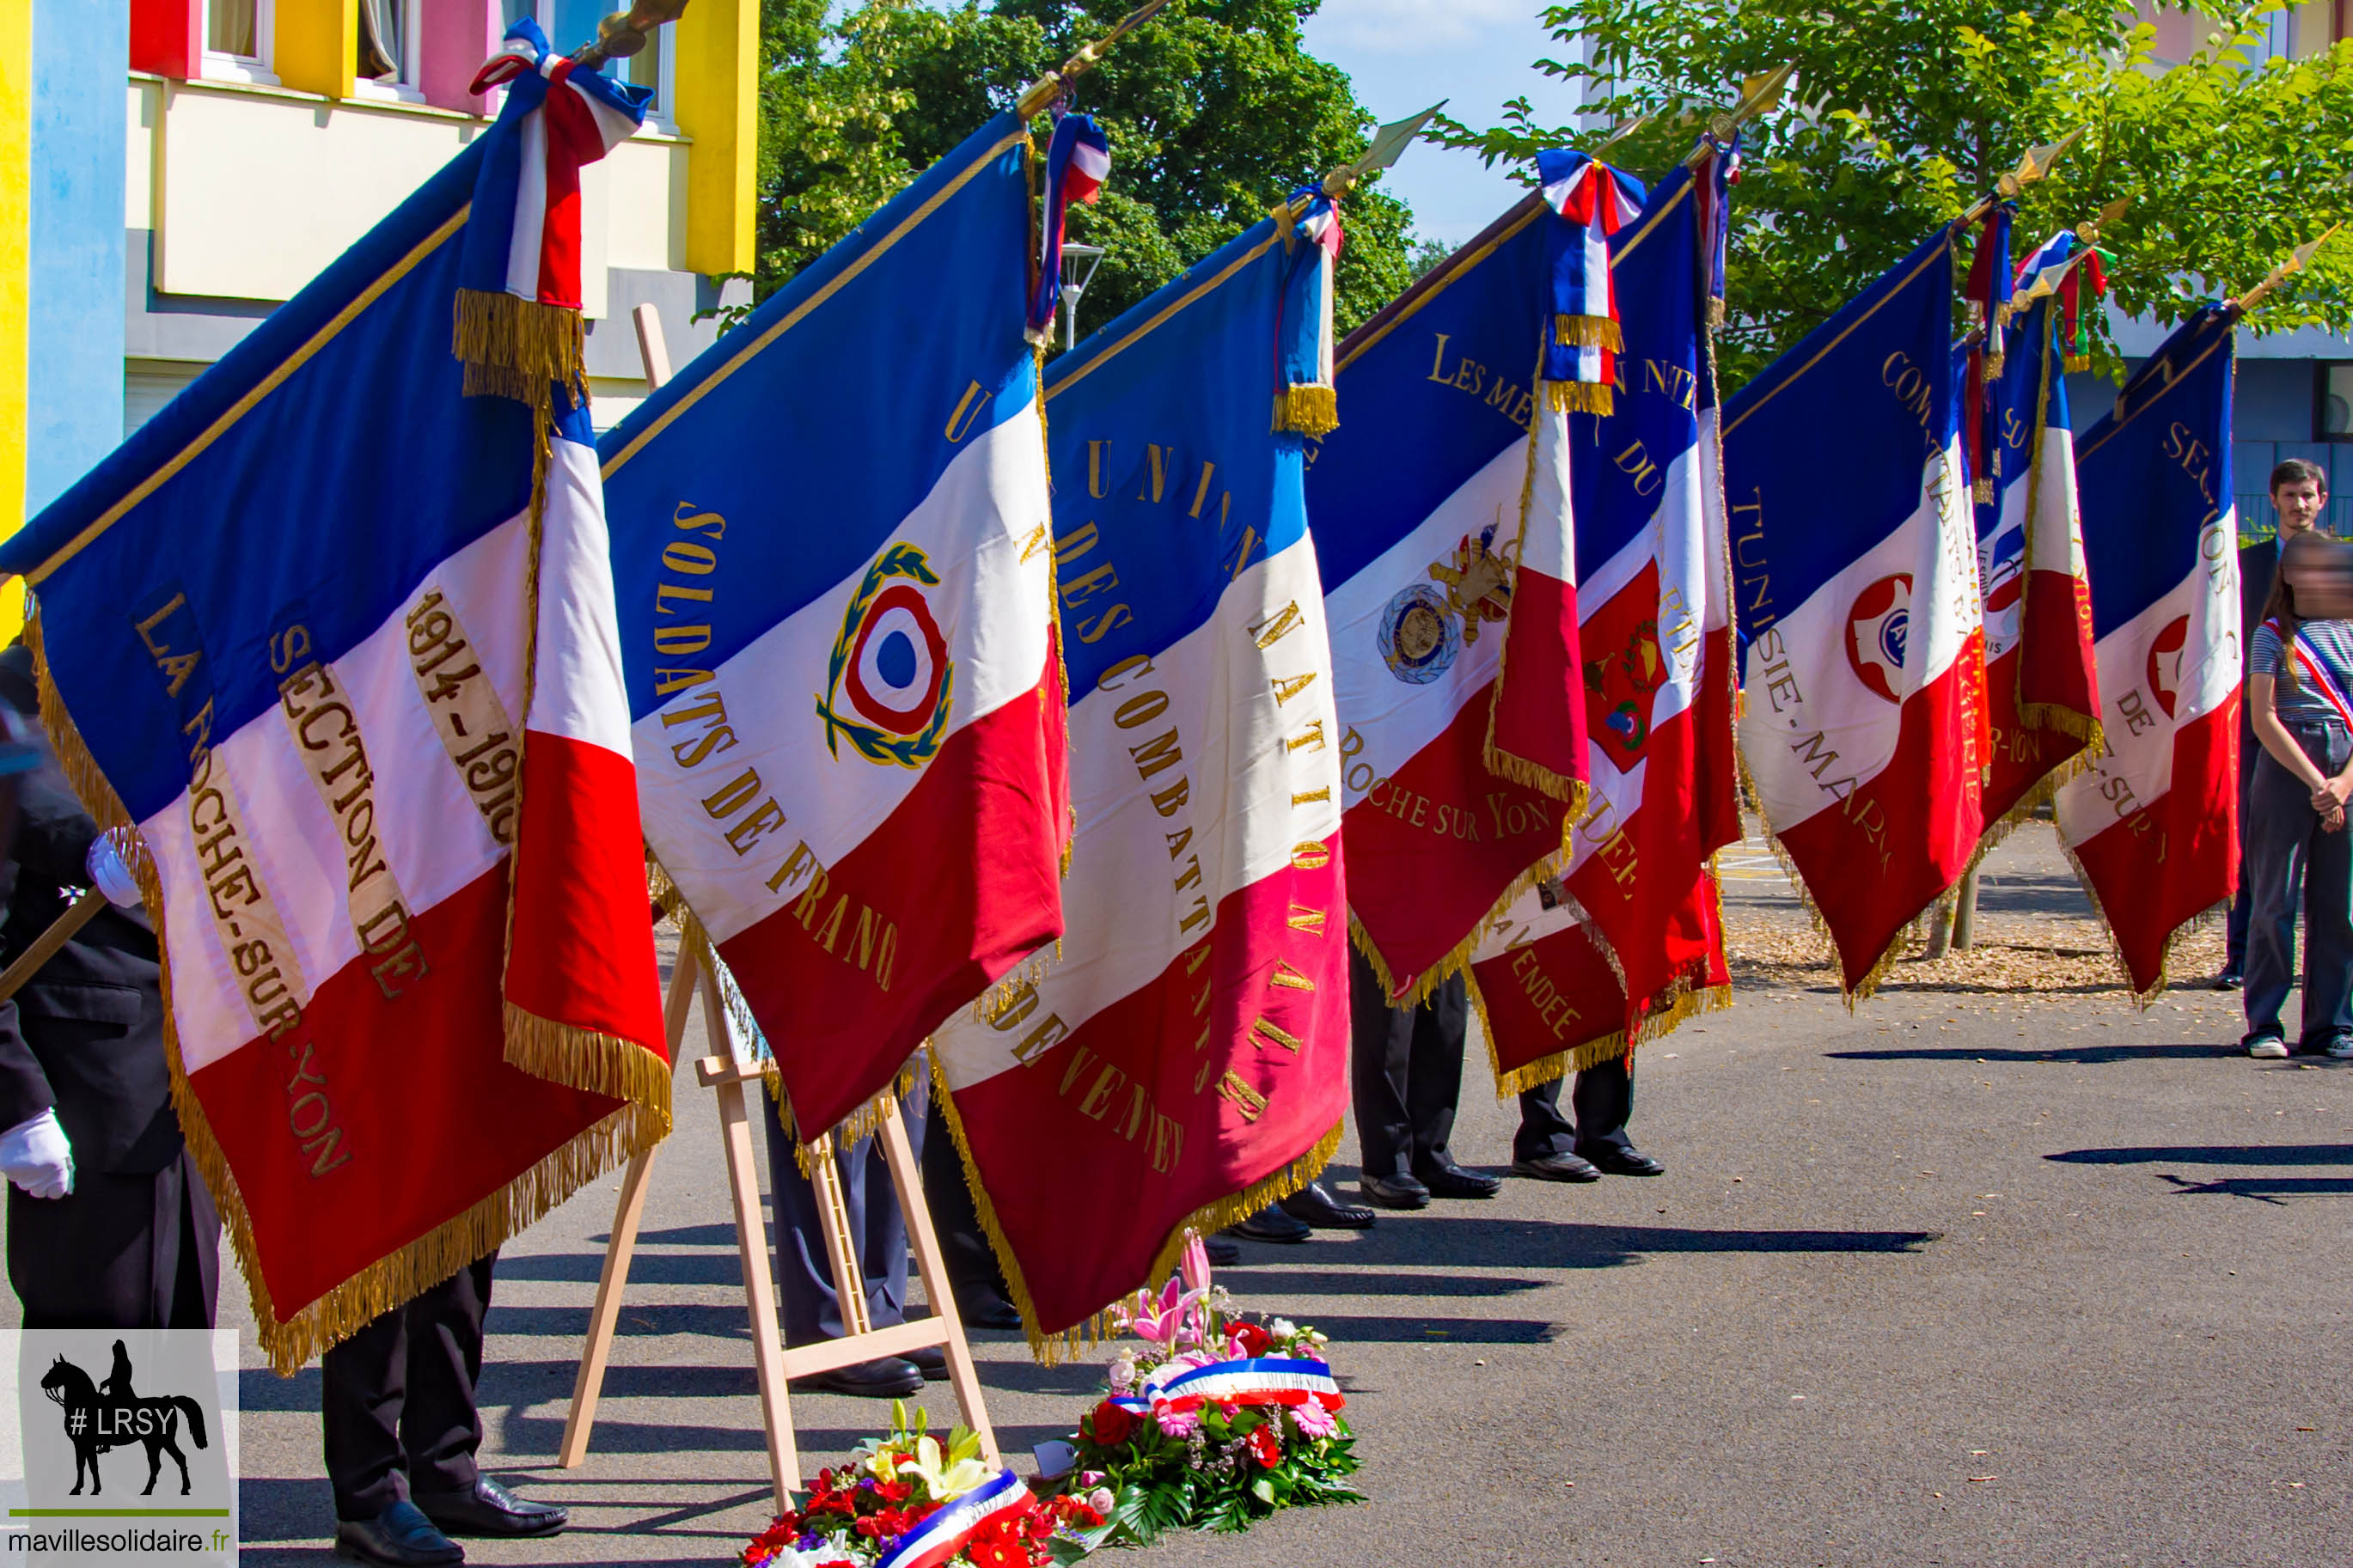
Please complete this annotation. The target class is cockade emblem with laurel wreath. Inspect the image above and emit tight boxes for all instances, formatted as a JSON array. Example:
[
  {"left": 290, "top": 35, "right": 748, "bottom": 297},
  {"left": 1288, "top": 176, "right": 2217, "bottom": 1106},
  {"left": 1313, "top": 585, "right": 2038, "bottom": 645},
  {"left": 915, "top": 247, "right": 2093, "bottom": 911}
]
[{"left": 816, "top": 542, "right": 955, "bottom": 768}]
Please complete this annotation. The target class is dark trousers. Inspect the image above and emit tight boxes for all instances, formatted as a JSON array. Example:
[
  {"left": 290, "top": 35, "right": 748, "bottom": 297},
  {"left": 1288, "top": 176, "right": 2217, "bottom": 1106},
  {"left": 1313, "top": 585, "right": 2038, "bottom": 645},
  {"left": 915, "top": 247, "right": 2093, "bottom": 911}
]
[
  {"left": 2244, "top": 723, "right": 2353, "bottom": 1046},
  {"left": 6, "top": 1148, "right": 217, "bottom": 1330},
  {"left": 1513, "top": 1056, "right": 1635, "bottom": 1162},
  {"left": 321, "top": 1254, "right": 495, "bottom": 1520},
  {"left": 764, "top": 1071, "right": 926, "bottom": 1345},
  {"left": 1349, "top": 946, "right": 1466, "bottom": 1180},
  {"left": 922, "top": 1098, "right": 1011, "bottom": 1315}
]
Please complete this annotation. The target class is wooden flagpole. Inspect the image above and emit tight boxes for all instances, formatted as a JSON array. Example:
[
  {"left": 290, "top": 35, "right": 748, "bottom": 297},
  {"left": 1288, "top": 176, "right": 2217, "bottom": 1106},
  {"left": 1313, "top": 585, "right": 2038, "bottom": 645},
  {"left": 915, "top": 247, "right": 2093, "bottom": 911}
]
[{"left": 558, "top": 310, "right": 996, "bottom": 1507}]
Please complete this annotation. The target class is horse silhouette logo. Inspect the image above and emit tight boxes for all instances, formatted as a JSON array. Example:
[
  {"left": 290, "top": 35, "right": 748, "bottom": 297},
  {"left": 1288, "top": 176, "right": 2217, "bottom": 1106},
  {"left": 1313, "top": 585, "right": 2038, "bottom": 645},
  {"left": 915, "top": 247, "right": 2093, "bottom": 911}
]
[{"left": 37, "top": 1339, "right": 210, "bottom": 1496}]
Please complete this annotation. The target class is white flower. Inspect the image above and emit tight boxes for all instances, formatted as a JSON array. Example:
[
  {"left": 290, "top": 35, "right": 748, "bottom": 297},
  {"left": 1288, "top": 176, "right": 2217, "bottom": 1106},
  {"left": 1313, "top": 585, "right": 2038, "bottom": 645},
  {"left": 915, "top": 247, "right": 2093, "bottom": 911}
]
[
  {"left": 1108, "top": 1357, "right": 1138, "bottom": 1390},
  {"left": 1269, "top": 1318, "right": 1297, "bottom": 1340},
  {"left": 1087, "top": 1486, "right": 1115, "bottom": 1515}
]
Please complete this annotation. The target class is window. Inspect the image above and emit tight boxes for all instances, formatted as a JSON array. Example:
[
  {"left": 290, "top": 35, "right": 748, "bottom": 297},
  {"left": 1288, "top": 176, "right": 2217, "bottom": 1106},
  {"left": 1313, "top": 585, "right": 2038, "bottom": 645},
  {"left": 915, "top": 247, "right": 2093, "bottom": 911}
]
[
  {"left": 2317, "top": 363, "right": 2353, "bottom": 441},
  {"left": 356, "top": 0, "right": 424, "bottom": 96},
  {"left": 511, "top": 0, "right": 673, "bottom": 123},
  {"left": 203, "top": 0, "right": 277, "bottom": 83}
]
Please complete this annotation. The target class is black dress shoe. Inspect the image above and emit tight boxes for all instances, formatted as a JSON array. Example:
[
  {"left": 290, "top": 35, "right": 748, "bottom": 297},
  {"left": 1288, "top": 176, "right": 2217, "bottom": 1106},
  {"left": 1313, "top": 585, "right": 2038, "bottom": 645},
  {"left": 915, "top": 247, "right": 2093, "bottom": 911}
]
[
  {"left": 1225, "top": 1204, "right": 1313, "bottom": 1243},
  {"left": 794, "top": 1355, "right": 925, "bottom": 1398},
  {"left": 1415, "top": 1161, "right": 1503, "bottom": 1199},
  {"left": 2214, "top": 967, "right": 2245, "bottom": 991},
  {"left": 336, "top": 1500, "right": 464, "bottom": 1565},
  {"left": 957, "top": 1295, "right": 1026, "bottom": 1331},
  {"left": 413, "top": 1477, "right": 565, "bottom": 1541},
  {"left": 1359, "top": 1173, "right": 1431, "bottom": 1210},
  {"left": 1204, "top": 1235, "right": 1242, "bottom": 1266},
  {"left": 1580, "top": 1144, "right": 1665, "bottom": 1177},
  {"left": 1512, "top": 1150, "right": 1602, "bottom": 1182},
  {"left": 1280, "top": 1181, "right": 1377, "bottom": 1229},
  {"left": 904, "top": 1343, "right": 950, "bottom": 1382}
]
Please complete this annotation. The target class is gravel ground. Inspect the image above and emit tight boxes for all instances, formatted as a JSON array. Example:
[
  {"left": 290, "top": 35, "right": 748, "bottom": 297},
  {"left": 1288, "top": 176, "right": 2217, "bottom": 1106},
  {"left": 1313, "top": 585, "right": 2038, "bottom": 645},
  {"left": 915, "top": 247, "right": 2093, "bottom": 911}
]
[{"left": 20, "top": 821, "right": 2351, "bottom": 1567}]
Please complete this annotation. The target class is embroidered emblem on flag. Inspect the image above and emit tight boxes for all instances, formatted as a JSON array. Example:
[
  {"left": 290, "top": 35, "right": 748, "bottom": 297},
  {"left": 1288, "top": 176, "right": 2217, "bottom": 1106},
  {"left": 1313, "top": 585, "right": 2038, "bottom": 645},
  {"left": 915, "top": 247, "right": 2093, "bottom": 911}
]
[
  {"left": 819, "top": 543, "right": 956, "bottom": 766},
  {"left": 1846, "top": 573, "right": 1914, "bottom": 704}
]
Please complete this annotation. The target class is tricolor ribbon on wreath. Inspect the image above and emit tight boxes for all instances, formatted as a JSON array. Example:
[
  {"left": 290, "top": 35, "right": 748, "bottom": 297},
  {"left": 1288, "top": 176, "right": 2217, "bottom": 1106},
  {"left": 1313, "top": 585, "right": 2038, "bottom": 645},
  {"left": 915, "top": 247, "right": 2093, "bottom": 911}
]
[
  {"left": 872, "top": 1468, "right": 1036, "bottom": 1568},
  {"left": 1108, "top": 1356, "right": 1346, "bottom": 1418}
]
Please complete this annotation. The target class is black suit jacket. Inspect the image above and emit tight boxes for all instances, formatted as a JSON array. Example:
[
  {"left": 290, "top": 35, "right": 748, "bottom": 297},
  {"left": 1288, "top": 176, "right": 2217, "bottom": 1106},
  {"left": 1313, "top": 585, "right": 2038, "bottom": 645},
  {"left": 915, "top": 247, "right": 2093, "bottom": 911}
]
[
  {"left": 2240, "top": 537, "right": 2280, "bottom": 771},
  {"left": 0, "top": 647, "right": 180, "bottom": 1176}
]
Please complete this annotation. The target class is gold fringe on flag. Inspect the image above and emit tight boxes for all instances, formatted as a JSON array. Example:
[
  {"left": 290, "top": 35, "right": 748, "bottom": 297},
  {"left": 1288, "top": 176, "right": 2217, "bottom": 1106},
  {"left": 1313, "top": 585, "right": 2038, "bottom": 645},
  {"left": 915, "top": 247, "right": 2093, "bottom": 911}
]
[
  {"left": 1707, "top": 297, "right": 1727, "bottom": 329},
  {"left": 1554, "top": 313, "right": 1623, "bottom": 351},
  {"left": 1274, "top": 384, "right": 1340, "bottom": 435},
  {"left": 1543, "top": 380, "right": 1615, "bottom": 417},
  {"left": 451, "top": 288, "right": 588, "bottom": 409},
  {"left": 1472, "top": 966, "right": 1734, "bottom": 1098},
  {"left": 28, "top": 607, "right": 664, "bottom": 1374},
  {"left": 1343, "top": 833, "right": 1568, "bottom": 1012}
]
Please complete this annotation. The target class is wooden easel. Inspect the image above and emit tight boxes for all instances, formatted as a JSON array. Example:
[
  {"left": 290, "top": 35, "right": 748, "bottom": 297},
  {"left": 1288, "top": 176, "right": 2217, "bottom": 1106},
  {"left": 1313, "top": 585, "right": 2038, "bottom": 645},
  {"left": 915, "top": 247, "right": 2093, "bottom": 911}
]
[
  {"left": 555, "top": 941, "right": 999, "bottom": 1511},
  {"left": 556, "top": 308, "right": 995, "bottom": 1511}
]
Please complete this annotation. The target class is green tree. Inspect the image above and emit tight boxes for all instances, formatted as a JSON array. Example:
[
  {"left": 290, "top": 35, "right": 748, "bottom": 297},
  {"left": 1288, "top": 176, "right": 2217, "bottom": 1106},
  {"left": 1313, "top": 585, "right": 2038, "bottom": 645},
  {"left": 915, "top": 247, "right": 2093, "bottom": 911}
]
[
  {"left": 1443, "top": 0, "right": 2353, "bottom": 384},
  {"left": 744, "top": 0, "right": 1422, "bottom": 342}
]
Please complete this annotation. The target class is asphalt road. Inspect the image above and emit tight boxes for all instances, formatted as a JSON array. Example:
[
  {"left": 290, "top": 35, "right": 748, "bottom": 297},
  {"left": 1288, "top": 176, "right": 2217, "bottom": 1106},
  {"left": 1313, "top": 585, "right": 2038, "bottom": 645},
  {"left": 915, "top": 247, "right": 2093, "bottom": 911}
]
[{"left": 20, "top": 824, "right": 2353, "bottom": 1566}]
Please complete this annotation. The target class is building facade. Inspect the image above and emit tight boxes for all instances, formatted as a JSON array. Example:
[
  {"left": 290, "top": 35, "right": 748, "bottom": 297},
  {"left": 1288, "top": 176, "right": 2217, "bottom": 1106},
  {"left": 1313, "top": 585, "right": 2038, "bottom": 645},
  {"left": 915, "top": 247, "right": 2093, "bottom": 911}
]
[{"left": 4, "top": 0, "right": 755, "bottom": 562}]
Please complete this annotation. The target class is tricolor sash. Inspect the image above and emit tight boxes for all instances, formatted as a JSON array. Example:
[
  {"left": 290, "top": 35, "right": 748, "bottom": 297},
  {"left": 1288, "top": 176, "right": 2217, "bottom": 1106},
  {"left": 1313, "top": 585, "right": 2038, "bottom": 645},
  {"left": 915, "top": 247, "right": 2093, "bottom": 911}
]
[
  {"left": 1724, "top": 226, "right": 1987, "bottom": 1001},
  {"left": 600, "top": 114, "right": 1069, "bottom": 1142},
  {"left": 2269, "top": 618, "right": 2353, "bottom": 734},
  {"left": 874, "top": 1469, "right": 1035, "bottom": 1568},
  {"left": 932, "top": 196, "right": 1352, "bottom": 1348},
  {"left": 0, "top": 99, "right": 668, "bottom": 1369},
  {"left": 2055, "top": 306, "right": 2241, "bottom": 998},
  {"left": 1109, "top": 1355, "right": 1344, "bottom": 1417}
]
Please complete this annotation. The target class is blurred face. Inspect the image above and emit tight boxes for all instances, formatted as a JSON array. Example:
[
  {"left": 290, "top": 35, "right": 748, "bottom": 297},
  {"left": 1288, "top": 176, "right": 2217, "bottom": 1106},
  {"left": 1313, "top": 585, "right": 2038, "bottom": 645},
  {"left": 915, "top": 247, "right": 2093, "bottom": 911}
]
[
  {"left": 2282, "top": 530, "right": 2353, "bottom": 619},
  {"left": 2275, "top": 479, "right": 2325, "bottom": 537}
]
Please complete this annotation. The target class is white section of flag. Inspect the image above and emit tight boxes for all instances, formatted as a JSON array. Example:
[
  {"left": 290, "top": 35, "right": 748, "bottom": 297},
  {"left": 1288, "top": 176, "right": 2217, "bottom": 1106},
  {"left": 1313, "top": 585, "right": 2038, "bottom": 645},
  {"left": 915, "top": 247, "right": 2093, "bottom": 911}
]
[
  {"left": 934, "top": 535, "right": 1344, "bottom": 1095},
  {"left": 531, "top": 436, "right": 633, "bottom": 757},
  {"left": 634, "top": 402, "right": 1053, "bottom": 944}
]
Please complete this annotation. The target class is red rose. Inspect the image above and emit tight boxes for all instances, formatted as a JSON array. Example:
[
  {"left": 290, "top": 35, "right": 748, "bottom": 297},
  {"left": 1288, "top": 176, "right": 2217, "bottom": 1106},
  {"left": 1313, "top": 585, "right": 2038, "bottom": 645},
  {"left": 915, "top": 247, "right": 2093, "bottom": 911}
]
[
  {"left": 1088, "top": 1400, "right": 1134, "bottom": 1446},
  {"left": 1245, "top": 1424, "right": 1281, "bottom": 1468},
  {"left": 968, "top": 1540, "right": 1024, "bottom": 1568},
  {"left": 1231, "top": 1321, "right": 1272, "bottom": 1357}
]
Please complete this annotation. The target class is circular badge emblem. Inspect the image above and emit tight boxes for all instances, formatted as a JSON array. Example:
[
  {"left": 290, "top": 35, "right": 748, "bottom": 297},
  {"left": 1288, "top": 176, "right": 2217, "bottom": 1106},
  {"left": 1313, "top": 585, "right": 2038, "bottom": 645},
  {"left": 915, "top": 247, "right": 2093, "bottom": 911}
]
[
  {"left": 2147, "top": 613, "right": 2190, "bottom": 719},
  {"left": 1844, "top": 572, "right": 1914, "bottom": 704},
  {"left": 819, "top": 543, "right": 956, "bottom": 768},
  {"left": 1378, "top": 583, "right": 1463, "bottom": 685}
]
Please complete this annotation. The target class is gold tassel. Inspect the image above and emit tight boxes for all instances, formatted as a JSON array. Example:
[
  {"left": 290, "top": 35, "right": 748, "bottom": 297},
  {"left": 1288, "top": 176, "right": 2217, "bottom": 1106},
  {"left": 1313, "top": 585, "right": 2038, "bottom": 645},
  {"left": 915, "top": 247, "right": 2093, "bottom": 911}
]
[
  {"left": 1983, "top": 351, "right": 2005, "bottom": 383},
  {"left": 1274, "top": 384, "right": 1339, "bottom": 436},
  {"left": 1971, "top": 478, "right": 1995, "bottom": 504},
  {"left": 1554, "top": 313, "right": 1623, "bottom": 351},
  {"left": 1543, "top": 380, "right": 1615, "bottom": 417},
  {"left": 1707, "top": 297, "right": 1727, "bottom": 328},
  {"left": 451, "top": 288, "right": 587, "bottom": 407},
  {"left": 2063, "top": 354, "right": 2090, "bottom": 373}
]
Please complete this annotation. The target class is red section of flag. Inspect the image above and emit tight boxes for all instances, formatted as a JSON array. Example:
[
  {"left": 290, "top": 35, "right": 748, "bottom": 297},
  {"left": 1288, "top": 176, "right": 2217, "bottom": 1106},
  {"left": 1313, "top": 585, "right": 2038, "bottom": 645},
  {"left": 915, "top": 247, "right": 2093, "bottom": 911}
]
[
  {"left": 1487, "top": 564, "right": 1588, "bottom": 800},
  {"left": 2069, "top": 699, "right": 2239, "bottom": 994},
  {"left": 721, "top": 656, "right": 1068, "bottom": 1137}
]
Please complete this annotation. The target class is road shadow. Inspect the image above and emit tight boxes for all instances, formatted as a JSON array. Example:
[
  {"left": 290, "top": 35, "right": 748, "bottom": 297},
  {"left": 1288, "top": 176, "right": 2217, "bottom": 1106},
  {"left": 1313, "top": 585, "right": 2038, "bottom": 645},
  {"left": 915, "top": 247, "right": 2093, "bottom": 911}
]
[
  {"left": 1213, "top": 1268, "right": 1549, "bottom": 1297},
  {"left": 2154, "top": 1174, "right": 2353, "bottom": 1202},
  {"left": 498, "top": 1250, "right": 750, "bottom": 1286},
  {"left": 2048, "top": 1144, "right": 2353, "bottom": 1166},
  {"left": 1229, "top": 1216, "right": 1939, "bottom": 1272},
  {"left": 1833, "top": 1044, "right": 2230, "bottom": 1065}
]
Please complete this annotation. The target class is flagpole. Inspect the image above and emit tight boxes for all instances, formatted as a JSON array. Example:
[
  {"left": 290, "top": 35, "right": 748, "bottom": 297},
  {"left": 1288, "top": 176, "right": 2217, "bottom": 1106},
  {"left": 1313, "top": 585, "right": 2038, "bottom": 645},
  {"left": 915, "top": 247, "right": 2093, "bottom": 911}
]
[
  {"left": 1678, "top": 62, "right": 1798, "bottom": 165},
  {"left": 1016, "top": 0, "right": 1177, "bottom": 118},
  {"left": 569, "top": 0, "right": 691, "bottom": 70},
  {"left": 2230, "top": 225, "right": 2344, "bottom": 317},
  {"left": 1958, "top": 126, "right": 2085, "bottom": 228}
]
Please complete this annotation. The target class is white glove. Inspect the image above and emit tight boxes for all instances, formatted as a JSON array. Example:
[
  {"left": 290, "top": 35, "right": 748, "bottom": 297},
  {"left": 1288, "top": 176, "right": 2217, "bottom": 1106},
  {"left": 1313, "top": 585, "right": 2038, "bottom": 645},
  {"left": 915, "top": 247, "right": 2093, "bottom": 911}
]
[
  {"left": 0, "top": 1109, "right": 73, "bottom": 1199},
  {"left": 86, "top": 838, "right": 141, "bottom": 909}
]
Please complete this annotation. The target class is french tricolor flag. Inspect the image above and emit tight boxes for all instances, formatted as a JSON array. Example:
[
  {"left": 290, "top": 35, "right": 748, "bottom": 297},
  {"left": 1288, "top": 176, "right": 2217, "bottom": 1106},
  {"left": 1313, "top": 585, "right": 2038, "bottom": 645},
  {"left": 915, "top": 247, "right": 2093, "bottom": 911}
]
[
  {"left": 932, "top": 195, "right": 1353, "bottom": 1347},
  {"left": 0, "top": 119, "right": 669, "bottom": 1370},
  {"left": 1724, "top": 226, "right": 1988, "bottom": 1001},
  {"left": 601, "top": 115, "right": 1070, "bottom": 1144},
  {"left": 2056, "top": 307, "right": 2241, "bottom": 998},
  {"left": 1028, "top": 113, "right": 1112, "bottom": 343},
  {"left": 1969, "top": 260, "right": 2102, "bottom": 840}
]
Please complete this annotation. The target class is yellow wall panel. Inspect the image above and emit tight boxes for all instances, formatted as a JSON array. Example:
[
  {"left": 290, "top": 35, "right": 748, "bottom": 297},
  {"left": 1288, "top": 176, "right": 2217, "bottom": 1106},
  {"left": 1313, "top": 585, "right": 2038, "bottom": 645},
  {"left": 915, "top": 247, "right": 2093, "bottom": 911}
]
[
  {"left": 274, "top": 0, "right": 357, "bottom": 101},
  {"left": 672, "top": 0, "right": 753, "bottom": 278}
]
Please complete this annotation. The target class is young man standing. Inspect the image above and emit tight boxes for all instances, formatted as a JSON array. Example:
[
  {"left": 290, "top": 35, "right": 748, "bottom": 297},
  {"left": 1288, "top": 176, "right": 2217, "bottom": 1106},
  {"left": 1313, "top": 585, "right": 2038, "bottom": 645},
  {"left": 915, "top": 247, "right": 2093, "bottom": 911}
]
[{"left": 2222, "top": 459, "right": 2330, "bottom": 989}]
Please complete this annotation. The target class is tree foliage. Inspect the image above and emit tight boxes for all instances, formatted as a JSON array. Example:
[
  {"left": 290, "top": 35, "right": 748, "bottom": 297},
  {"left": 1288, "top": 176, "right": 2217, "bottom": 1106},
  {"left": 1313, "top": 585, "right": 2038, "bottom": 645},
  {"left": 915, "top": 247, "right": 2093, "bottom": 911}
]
[
  {"left": 745, "top": 0, "right": 1422, "bottom": 343},
  {"left": 1442, "top": 0, "right": 2353, "bottom": 384}
]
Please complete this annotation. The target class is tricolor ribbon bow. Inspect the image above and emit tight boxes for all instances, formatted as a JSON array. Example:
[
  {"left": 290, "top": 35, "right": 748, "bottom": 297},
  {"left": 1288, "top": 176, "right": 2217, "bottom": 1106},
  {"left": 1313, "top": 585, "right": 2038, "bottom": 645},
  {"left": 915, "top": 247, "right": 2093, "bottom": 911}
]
[
  {"left": 1536, "top": 148, "right": 1645, "bottom": 414},
  {"left": 1029, "top": 112, "right": 1113, "bottom": 345},
  {"left": 1960, "top": 204, "right": 2015, "bottom": 502},
  {"left": 454, "top": 18, "right": 651, "bottom": 408},
  {"left": 1273, "top": 188, "right": 1345, "bottom": 436},
  {"left": 872, "top": 1468, "right": 1035, "bottom": 1568},
  {"left": 1108, "top": 1354, "right": 1346, "bottom": 1418},
  {"left": 2014, "top": 229, "right": 2111, "bottom": 371}
]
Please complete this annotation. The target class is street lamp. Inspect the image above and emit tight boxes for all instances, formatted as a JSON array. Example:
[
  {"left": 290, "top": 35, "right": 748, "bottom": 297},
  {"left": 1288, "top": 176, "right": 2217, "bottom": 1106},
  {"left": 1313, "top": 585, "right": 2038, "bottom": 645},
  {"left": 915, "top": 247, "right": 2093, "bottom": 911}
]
[{"left": 1059, "top": 242, "right": 1105, "bottom": 351}]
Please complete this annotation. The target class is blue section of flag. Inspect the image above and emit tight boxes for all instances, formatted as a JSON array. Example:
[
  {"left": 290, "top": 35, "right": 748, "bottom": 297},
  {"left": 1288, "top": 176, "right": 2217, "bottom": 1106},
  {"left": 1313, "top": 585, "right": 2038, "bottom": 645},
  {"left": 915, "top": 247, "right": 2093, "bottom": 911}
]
[
  {"left": 1722, "top": 226, "right": 1959, "bottom": 658},
  {"left": 598, "top": 115, "right": 1035, "bottom": 718},
  {"left": 2075, "top": 305, "right": 2236, "bottom": 638},
  {"left": 1307, "top": 198, "right": 1548, "bottom": 592},
  {"left": 1568, "top": 165, "right": 1700, "bottom": 568},
  {"left": 1973, "top": 293, "right": 2069, "bottom": 545},
  {"left": 1043, "top": 204, "right": 1332, "bottom": 692},
  {"left": 0, "top": 140, "right": 536, "bottom": 825}
]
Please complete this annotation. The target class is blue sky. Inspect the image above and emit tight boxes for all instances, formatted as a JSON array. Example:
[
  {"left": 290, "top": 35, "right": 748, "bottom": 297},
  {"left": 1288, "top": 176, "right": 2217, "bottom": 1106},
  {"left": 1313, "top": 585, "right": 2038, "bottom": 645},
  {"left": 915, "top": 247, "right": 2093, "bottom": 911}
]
[{"left": 1299, "top": 1, "right": 1582, "bottom": 246}]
